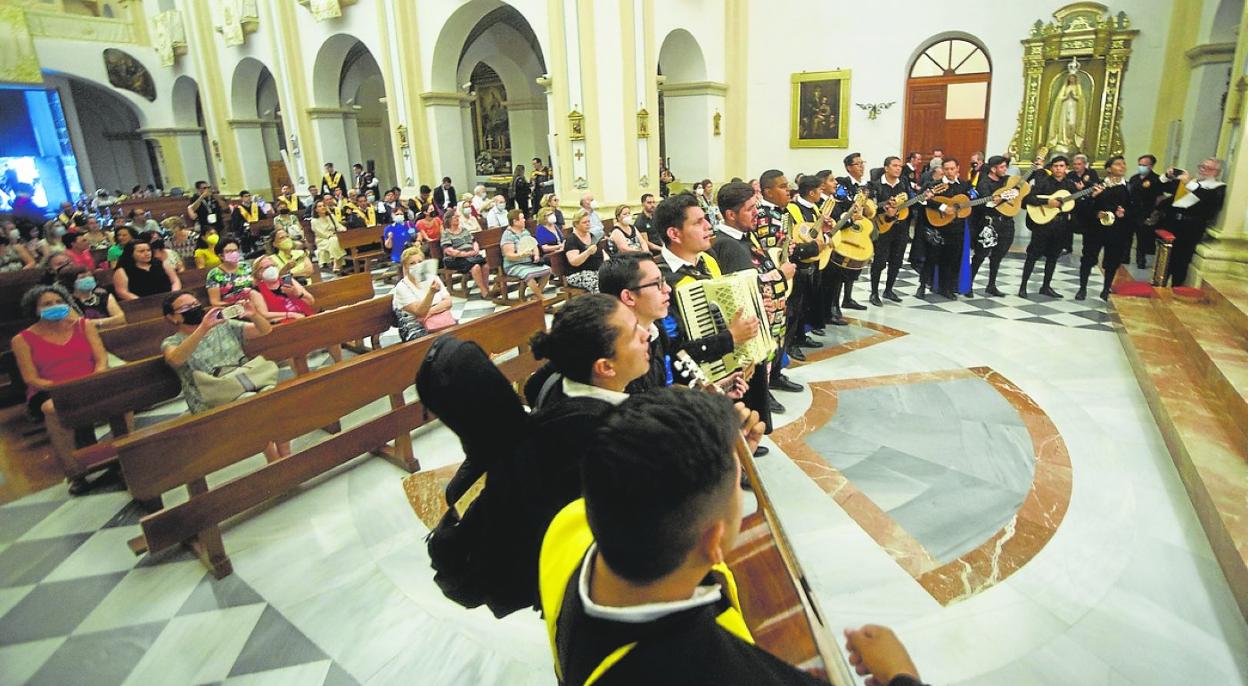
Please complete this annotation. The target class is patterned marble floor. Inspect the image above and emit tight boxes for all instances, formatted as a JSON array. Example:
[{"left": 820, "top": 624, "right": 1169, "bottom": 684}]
[{"left": 3, "top": 255, "right": 1248, "bottom": 684}]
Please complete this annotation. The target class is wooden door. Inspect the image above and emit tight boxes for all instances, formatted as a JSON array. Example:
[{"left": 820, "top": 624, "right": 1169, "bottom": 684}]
[
  {"left": 267, "top": 161, "right": 291, "bottom": 200},
  {"left": 903, "top": 74, "right": 991, "bottom": 172}
]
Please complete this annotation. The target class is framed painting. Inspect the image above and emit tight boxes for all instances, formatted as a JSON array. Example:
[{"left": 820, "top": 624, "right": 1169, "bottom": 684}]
[{"left": 790, "top": 70, "right": 850, "bottom": 148}]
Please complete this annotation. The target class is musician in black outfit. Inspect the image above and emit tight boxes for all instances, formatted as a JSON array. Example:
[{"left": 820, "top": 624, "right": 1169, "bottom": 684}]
[
  {"left": 1160, "top": 158, "right": 1227, "bottom": 286},
  {"left": 756, "top": 170, "right": 817, "bottom": 377},
  {"left": 1019, "top": 156, "right": 1083, "bottom": 298},
  {"left": 1126, "top": 154, "right": 1163, "bottom": 268},
  {"left": 968, "top": 156, "right": 1016, "bottom": 297},
  {"left": 1076, "top": 156, "right": 1131, "bottom": 300},
  {"left": 831, "top": 153, "right": 872, "bottom": 314},
  {"left": 922, "top": 158, "right": 971, "bottom": 300},
  {"left": 868, "top": 156, "right": 913, "bottom": 306},
  {"left": 1067, "top": 155, "right": 1100, "bottom": 256},
  {"left": 787, "top": 176, "right": 833, "bottom": 339}
]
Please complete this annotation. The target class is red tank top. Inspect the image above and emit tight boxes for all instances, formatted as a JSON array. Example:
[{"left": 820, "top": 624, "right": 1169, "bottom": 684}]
[{"left": 18, "top": 318, "right": 97, "bottom": 399}]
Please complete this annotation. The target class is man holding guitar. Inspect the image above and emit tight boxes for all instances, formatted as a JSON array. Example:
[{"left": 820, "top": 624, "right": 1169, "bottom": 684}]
[
  {"left": 1019, "top": 155, "right": 1094, "bottom": 298},
  {"left": 869, "top": 156, "right": 925, "bottom": 306},
  {"left": 968, "top": 155, "right": 1017, "bottom": 297},
  {"left": 921, "top": 158, "right": 972, "bottom": 300},
  {"left": 831, "top": 153, "right": 873, "bottom": 314}
]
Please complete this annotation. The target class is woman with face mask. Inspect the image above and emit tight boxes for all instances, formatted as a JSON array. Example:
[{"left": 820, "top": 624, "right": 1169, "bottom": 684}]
[
  {"left": 270, "top": 228, "right": 314, "bottom": 280},
  {"left": 251, "top": 255, "right": 316, "bottom": 324},
  {"left": 58, "top": 265, "right": 125, "bottom": 329},
  {"left": 310, "top": 201, "right": 347, "bottom": 273},
  {"left": 206, "top": 236, "right": 258, "bottom": 307},
  {"left": 609, "top": 204, "right": 651, "bottom": 254},
  {"left": 12, "top": 284, "right": 111, "bottom": 494},
  {"left": 392, "top": 244, "right": 454, "bottom": 341},
  {"left": 458, "top": 194, "right": 483, "bottom": 233},
  {"left": 194, "top": 229, "right": 222, "bottom": 269},
  {"left": 113, "top": 239, "right": 181, "bottom": 300},
  {"left": 534, "top": 208, "right": 565, "bottom": 258},
  {"left": 0, "top": 230, "right": 36, "bottom": 272}
]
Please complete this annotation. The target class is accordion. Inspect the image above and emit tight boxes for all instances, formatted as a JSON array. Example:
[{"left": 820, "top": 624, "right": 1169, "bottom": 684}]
[{"left": 674, "top": 270, "right": 777, "bottom": 382}]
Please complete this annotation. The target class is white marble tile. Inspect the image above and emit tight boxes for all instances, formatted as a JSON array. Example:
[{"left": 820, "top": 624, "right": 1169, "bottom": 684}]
[
  {"left": 0, "top": 637, "right": 66, "bottom": 685},
  {"left": 221, "top": 660, "right": 332, "bottom": 686},
  {"left": 43, "top": 526, "right": 143, "bottom": 583},
  {"left": 7, "top": 485, "right": 71, "bottom": 508},
  {"left": 17, "top": 491, "right": 132, "bottom": 541},
  {"left": 123, "top": 602, "right": 266, "bottom": 686},
  {"left": 75, "top": 559, "right": 207, "bottom": 634},
  {"left": 0, "top": 584, "right": 35, "bottom": 621}
]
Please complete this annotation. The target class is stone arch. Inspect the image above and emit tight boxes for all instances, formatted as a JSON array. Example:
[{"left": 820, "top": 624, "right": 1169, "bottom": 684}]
[
  {"left": 1208, "top": 0, "right": 1243, "bottom": 43},
  {"left": 657, "top": 29, "right": 707, "bottom": 84},
  {"left": 310, "top": 35, "right": 395, "bottom": 188},
  {"left": 229, "top": 58, "right": 285, "bottom": 194},
  {"left": 657, "top": 29, "right": 714, "bottom": 182},
  {"left": 171, "top": 75, "right": 201, "bottom": 128},
  {"left": 57, "top": 75, "right": 156, "bottom": 194},
  {"left": 429, "top": 0, "right": 549, "bottom": 93},
  {"left": 312, "top": 33, "right": 365, "bottom": 108},
  {"left": 168, "top": 75, "right": 213, "bottom": 189}
]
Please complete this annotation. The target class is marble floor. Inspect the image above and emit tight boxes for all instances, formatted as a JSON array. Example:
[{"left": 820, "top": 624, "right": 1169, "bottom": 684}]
[{"left": 3, "top": 259, "right": 1248, "bottom": 684}]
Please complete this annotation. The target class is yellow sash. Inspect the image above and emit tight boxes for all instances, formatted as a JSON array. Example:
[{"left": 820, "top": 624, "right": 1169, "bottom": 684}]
[
  {"left": 277, "top": 195, "right": 299, "bottom": 212},
  {"left": 362, "top": 206, "right": 377, "bottom": 226},
  {"left": 239, "top": 203, "right": 260, "bottom": 223},
  {"left": 323, "top": 172, "right": 341, "bottom": 188}
]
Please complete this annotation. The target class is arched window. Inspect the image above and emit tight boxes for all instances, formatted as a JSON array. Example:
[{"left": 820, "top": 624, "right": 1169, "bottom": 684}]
[
  {"left": 904, "top": 36, "right": 992, "bottom": 174},
  {"left": 909, "top": 39, "right": 990, "bottom": 78}
]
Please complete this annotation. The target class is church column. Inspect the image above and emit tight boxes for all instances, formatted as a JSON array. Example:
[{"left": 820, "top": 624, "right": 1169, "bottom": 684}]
[
  {"left": 343, "top": 111, "right": 362, "bottom": 170},
  {"left": 1193, "top": 122, "right": 1248, "bottom": 280},
  {"left": 307, "top": 108, "right": 352, "bottom": 173},
  {"left": 1179, "top": 43, "right": 1235, "bottom": 163},
  {"left": 263, "top": 0, "right": 319, "bottom": 187},
  {"left": 723, "top": 0, "right": 748, "bottom": 179},
  {"left": 420, "top": 92, "right": 473, "bottom": 189},
  {"left": 228, "top": 119, "right": 272, "bottom": 192},
  {"left": 504, "top": 98, "right": 548, "bottom": 171},
  {"left": 389, "top": 0, "right": 433, "bottom": 189}
]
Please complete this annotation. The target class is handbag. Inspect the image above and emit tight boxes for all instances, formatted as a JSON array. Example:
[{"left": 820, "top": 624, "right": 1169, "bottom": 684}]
[
  {"left": 423, "top": 308, "right": 457, "bottom": 332},
  {"left": 191, "top": 355, "right": 279, "bottom": 408}
]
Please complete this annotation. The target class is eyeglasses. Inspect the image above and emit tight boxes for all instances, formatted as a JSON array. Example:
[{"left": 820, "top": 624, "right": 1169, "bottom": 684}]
[{"left": 630, "top": 278, "right": 667, "bottom": 292}]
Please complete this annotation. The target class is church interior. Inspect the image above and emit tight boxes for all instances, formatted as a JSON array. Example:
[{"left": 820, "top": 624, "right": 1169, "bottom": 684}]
[{"left": 2, "top": 0, "right": 1248, "bottom": 684}]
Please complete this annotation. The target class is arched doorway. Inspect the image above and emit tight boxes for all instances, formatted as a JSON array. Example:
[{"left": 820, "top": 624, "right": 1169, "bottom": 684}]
[
  {"left": 658, "top": 29, "right": 712, "bottom": 183},
  {"left": 430, "top": 2, "right": 549, "bottom": 199},
  {"left": 311, "top": 36, "right": 395, "bottom": 192},
  {"left": 62, "top": 76, "right": 156, "bottom": 194},
  {"left": 904, "top": 36, "right": 991, "bottom": 169},
  {"left": 230, "top": 58, "right": 287, "bottom": 197}
]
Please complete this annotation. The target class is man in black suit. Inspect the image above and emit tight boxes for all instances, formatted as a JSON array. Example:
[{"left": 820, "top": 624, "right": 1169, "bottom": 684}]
[
  {"left": 432, "top": 177, "right": 457, "bottom": 215},
  {"left": 922, "top": 158, "right": 971, "bottom": 299},
  {"left": 320, "top": 163, "right": 347, "bottom": 197},
  {"left": 1126, "top": 154, "right": 1163, "bottom": 268},
  {"left": 1019, "top": 156, "right": 1084, "bottom": 298},
  {"left": 1161, "top": 158, "right": 1226, "bottom": 286}
]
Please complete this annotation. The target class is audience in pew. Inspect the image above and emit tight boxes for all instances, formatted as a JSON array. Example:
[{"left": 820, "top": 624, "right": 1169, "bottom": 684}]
[
  {"left": 12, "top": 284, "right": 111, "bottom": 494},
  {"left": 270, "top": 228, "right": 315, "bottom": 280},
  {"left": 251, "top": 255, "right": 316, "bottom": 324},
  {"left": 57, "top": 265, "right": 125, "bottom": 329},
  {"left": 273, "top": 205, "right": 301, "bottom": 238},
  {"left": 392, "top": 245, "right": 454, "bottom": 340},
  {"left": 311, "top": 201, "right": 348, "bottom": 273},
  {"left": 206, "top": 236, "right": 256, "bottom": 306},
  {"left": 440, "top": 210, "right": 491, "bottom": 299},
  {"left": 501, "top": 209, "right": 552, "bottom": 300},
  {"left": 384, "top": 212, "right": 418, "bottom": 266},
  {"left": 160, "top": 291, "right": 289, "bottom": 461},
  {"left": 564, "top": 209, "right": 608, "bottom": 293},
  {"left": 114, "top": 239, "right": 180, "bottom": 300},
  {"left": 415, "top": 204, "right": 442, "bottom": 246},
  {"left": 0, "top": 230, "right": 36, "bottom": 272},
  {"left": 165, "top": 217, "right": 197, "bottom": 263},
  {"left": 534, "top": 208, "right": 565, "bottom": 259},
  {"left": 609, "top": 204, "right": 651, "bottom": 254},
  {"left": 63, "top": 232, "right": 97, "bottom": 270},
  {"left": 81, "top": 216, "right": 111, "bottom": 251},
  {"left": 150, "top": 237, "right": 183, "bottom": 273}
]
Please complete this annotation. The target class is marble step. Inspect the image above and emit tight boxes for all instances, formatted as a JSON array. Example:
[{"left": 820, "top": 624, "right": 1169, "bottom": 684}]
[
  {"left": 1112, "top": 296, "right": 1248, "bottom": 620},
  {"left": 1204, "top": 273, "right": 1248, "bottom": 341},
  {"left": 1157, "top": 293, "right": 1248, "bottom": 443}
]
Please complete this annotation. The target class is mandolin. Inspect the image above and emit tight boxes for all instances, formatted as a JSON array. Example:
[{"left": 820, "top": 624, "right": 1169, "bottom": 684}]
[
  {"left": 925, "top": 176, "right": 1029, "bottom": 228},
  {"left": 1024, "top": 182, "right": 1101, "bottom": 225},
  {"left": 673, "top": 351, "right": 857, "bottom": 686},
  {"left": 875, "top": 182, "right": 948, "bottom": 235}
]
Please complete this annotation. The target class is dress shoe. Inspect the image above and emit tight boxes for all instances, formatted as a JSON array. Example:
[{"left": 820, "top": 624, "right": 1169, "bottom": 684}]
[
  {"left": 787, "top": 345, "right": 807, "bottom": 361},
  {"left": 1039, "top": 286, "right": 1062, "bottom": 298},
  {"left": 842, "top": 299, "right": 867, "bottom": 311},
  {"left": 915, "top": 285, "right": 927, "bottom": 299},
  {"left": 965, "top": 288, "right": 975, "bottom": 298},
  {"left": 1074, "top": 287, "right": 1087, "bottom": 300},
  {"left": 869, "top": 293, "right": 883, "bottom": 307},
  {"left": 753, "top": 445, "right": 769, "bottom": 457},
  {"left": 1100, "top": 286, "right": 1112, "bottom": 300},
  {"left": 829, "top": 314, "right": 848, "bottom": 326},
  {"left": 772, "top": 375, "right": 803, "bottom": 393},
  {"left": 883, "top": 289, "right": 902, "bottom": 302},
  {"left": 809, "top": 327, "right": 826, "bottom": 337},
  {"left": 767, "top": 393, "right": 787, "bottom": 414},
  {"left": 985, "top": 285, "right": 1004, "bottom": 297},
  {"left": 796, "top": 336, "right": 823, "bottom": 349},
  {"left": 940, "top": 289, "right": 956, "bottom": 300},
  {"left": 1017, "top": 285, "right": 1029, "bottom": 298}
]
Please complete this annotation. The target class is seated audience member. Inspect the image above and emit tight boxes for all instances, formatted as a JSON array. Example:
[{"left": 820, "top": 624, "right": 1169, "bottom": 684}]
[
  {"left": 106, "top": 225, "right": 135, "bottom": 267},
  {"left": 391, "top": 245, "right": 454, "bottom": 341},
  {"left": 609, "top": 204, "right": 651, "bottom": 254},
  {"left": 62, "top": 232, "right": 97, "bottom": 270},
  {"left": 501, "top": 209, "right": 551, "bottom": 299},
  {"left": 545, "top": 194, "right": 565, "bottom": 230},
  {"left": 130, "top": 207, "right": 162, "bottom": 237},
  {"left": 0, "top": 230, "right": 36, "bottom": 271},
  {"left": 114, "top": 239, "right": 181, "bottom": 300},
  {"left": 534, "top": 208, "right": 565, "bottom": 258},
  {"left": 310, "top": 201, "right": 347, "bottom": 273},
  {"left": 484, "top": 194, "right": 510, "bottom": 229},
  {"left": 252, "top": 255, "right": 316, "bottom": 324},
  {"left": 270, "top": 228, "right": 314, "bottom": 280},
  {"left": 579, "top": 193, "right": 605, "bottom": 240},
  {"left": 160, "top": 291, "right": 288, "bottom": 461},
  {"left": 415, "top": 205, "right": 443, "bottom": 246},
  {"left": 42, "top": 252, "right": 75, "bottom": 282},
  {"left": 11, "top": 285, "right": 110, "bottom": 494},
  {"left": 540, "top": 388, "right": 921, "bottom": 686},
  {"left": 194, "top": 230, "right": 222, "bottom": 269},
  {"left": 384, "top": 212, "right": 417, "bottom": 266},
  {"left": 458, "top": 194, "right": 483, "bottom": 233},
  {"left": 273, "top": 205, "right": 301, "bottom": 237},
  {"left": 440, "top": 210, "right": 491, "bottom": 298},
  {"left": 206, "top": 236, "right": 256, "bottom": 306},
  {"left": 82, "top": 217, "right": 112, "bottom": 251},
  {"left": 564, "top": 209, "right": 608, "bottom": 292},
  {"left": 58, "top": 266, "right": 125, "bottom": 329},
  {"left": 150, "top": 237, "right": 183, "bottom": 272},
  {"left": 163, "top": 218, "right": 197, "bottom": 262}
]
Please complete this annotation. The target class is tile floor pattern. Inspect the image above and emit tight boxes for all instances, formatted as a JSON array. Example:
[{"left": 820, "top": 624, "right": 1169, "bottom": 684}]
[{"left": 0, "top": 488, "right": 359, "bottom": 686}]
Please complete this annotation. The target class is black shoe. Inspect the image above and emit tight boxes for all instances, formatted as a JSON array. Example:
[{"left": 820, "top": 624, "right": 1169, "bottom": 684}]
[
  {"left": 809, "top": 327, "right": 826, "bottom": 337},
  {"left": 1074, "top": 287, "right": 1087, "bottom": 300},
  {"left": 1100, "top": 286, "right": 1112, "bottom": 300},
  {"left": 915, "top": 284, "right": 928, "bottom": 299},
  {"left": 1017, "top": 286, "right": 1029, "bottom": 298},
  {"left": 796, "top": 336, "right": 823, "bottom": 349},
  {"left": 965, "top": 288, "right": 975, "bottom": 298},
  {"left": 842, "top": 299, "right": 867, "bottom": 311},
  {"left": 1039, "top": 286, "right": 1062, "bottom": 299},
  {"left": 787, "top": 345, "right": 807, "bottom": 361},
  {"left": 985, "top": 285, "right": 1004, "bottom": 297},
  {"left": 768, "top": 392, "right": 787, "bottom": 413},
  {"left": 883, "top": 289, "right": 902, "bottom": 302},
  {"left": 870, "top": 293, "right": 883, "bottom": 307},
  {"left": 772, "top": 375, "right": 803, "bottom": 393},
  {"left": 741, "top": 472, "right": 754, "bottom": 490},
  {"left": 940, "top": 289, "right": 956, "bottom": 300},
  {"left": 753, "top": 445, "right": 769, "bottom": 457}
]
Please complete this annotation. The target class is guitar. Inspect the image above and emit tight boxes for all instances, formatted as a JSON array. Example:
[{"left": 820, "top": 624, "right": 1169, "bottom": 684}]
[
  {"left": 828, "top": 192, "right": 875, "bottom": 270},
  {"left": 875, "top": 182, "right": 949, "bottom": 235},
  {"left": 925, "top": 176, "right": 1029, "bottom": 228},
  {"left": 790, "top": 195, "right": 839, "bottom": 270},
  {"left": 1024, "top": 182, "right": 1101, "bottom": 225},
  {"left": 672, "top": 351, "right": 856, "bottom": 686}
]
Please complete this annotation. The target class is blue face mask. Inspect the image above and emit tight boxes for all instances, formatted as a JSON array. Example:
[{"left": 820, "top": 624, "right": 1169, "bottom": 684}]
[
  {"left": 76, "top": 276, "right": 97, "bottom": 291},
  {"left": 1138, "top": 165, "right": 1150, "bottom": 176},
  {"left": 40, "top": 303, "right": 71, "bottom": 321}
]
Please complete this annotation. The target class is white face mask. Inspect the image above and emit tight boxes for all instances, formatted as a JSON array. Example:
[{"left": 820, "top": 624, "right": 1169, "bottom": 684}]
[
  {"left": 621, "top": 214, "right": 634, "bottom": 226},
  {"left": 546, "top": 215, "right": 557, "bottom": 225},
  {"left": 588, "top": 200, "right": 598, "bottom": 210},
  {"left": 461, "top": 206, "right": 472, "bottom": 216},
  {"left": 695, "top": 187, "right": 704, "bottom": 196},
  {"left": 261, "top": 266, "right": 279, "bottom": 282}
]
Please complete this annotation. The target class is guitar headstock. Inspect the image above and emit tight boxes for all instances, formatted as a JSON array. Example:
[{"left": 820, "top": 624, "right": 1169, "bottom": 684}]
[
  {"left": 930, "top": 182, "right": 950, "bottom": 195},
  {"left": 673, "top": 350, "right": 718, "bottom": 395}
]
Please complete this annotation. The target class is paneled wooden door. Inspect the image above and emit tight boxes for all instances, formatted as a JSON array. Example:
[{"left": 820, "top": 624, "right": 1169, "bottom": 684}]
[{"left": 903, "top": 38, "right": 992, "bottom": 172}]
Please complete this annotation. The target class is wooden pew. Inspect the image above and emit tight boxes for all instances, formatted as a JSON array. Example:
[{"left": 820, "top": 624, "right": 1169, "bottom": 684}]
[
  {"left": 116, "top": 301, "right": 547, "bottom": 577},
  {"left": 337, "top": 225, "right": 385, "bottom": 275},
  {"left": 119, "top": 287, "right": 207, "bottom": 323}
]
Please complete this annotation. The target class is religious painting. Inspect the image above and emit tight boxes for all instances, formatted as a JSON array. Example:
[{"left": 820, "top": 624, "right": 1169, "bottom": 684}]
[
  {"left": 103, "top": 49, "right": 156, "bottom": 102},
  {"left": 469, "top": 63, "right": 511, "bottom": 175},
  {"left": 790, "top": 70, "right": 851, "bottom": 148}
]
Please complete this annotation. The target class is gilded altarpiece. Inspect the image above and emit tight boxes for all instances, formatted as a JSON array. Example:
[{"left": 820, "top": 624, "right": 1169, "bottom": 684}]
[{"left": 1008, "top": 3, "right": 1137, "bottom": 166}]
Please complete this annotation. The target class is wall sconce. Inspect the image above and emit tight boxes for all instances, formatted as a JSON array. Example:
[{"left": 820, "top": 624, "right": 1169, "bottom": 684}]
[{"left": 856, "top": 102, "right": 895, "bottom": 120}]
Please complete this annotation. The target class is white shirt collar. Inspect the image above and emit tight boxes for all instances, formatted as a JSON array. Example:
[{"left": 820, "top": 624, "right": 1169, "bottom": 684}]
[
  {"left": 562, "top": 378, "right": 628, "bottom": 406},
  {"left": 795, "top": 196, "right": 816, "bottom": 209},
  {"left": 758, "top": 197, "right": 778, "bottom": 209},
  {"left": 660, "top": 246, "right": 697, "bottom": 273},
  {"left": 648, "top": 322, "right": 660, "bottom": 341},
  {"left": 579, "top": 545, "right": 722, "bottom": 623},
  {"left": 715, "top": 223, "right": 744, "bottom": 240}
]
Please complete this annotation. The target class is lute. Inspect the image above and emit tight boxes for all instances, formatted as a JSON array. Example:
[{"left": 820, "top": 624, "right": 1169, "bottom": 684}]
[{"left": 673, "top": 351, "right": 856, "bottom": 686}]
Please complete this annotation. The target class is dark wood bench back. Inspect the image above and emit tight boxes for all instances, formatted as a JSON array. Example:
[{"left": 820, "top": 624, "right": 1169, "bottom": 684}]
[
  {"left": 119, "top": 287, "right": 207, "bottom": 323},
  {"left": 337, "top": 226, "right": 384, "bottom": 251},
  {"left": 304, "top": 272, "right": 374, "bottom": 310}
]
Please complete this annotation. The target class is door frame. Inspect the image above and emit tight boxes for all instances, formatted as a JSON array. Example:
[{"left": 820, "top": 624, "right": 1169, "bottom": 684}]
[{"left": 903, "top": 72, "right": 993, "bottom": 162}]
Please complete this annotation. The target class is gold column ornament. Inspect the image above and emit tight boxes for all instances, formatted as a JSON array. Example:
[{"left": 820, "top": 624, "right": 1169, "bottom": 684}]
[
  {"left": 637, "top": 108, "right": 650, "bottom": 138},
  {"left": 1008, "top": 2, "right": 1137, "bottom": 166},
  {"left": 568, "top": 108, "right": 585, "bottom": 141},
  {"left": 713, "top": 110, "right": 722, "bottom": 136},
  {"left": 396, "top": 124, "right": 409, "bottom": 150}
]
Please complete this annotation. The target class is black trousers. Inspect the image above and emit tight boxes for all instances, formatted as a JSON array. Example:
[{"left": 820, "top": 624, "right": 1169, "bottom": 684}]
[
  {"left": 804, "top": 263, "right": 825, "bottom": 330},
  {"left": 827, "top": 266, "right": 861, "bottom": 308},
  {"left": 970, "top": 221, "right": 1014, "bottom": 288},
  {"left": 1169, "top": 220, "right": 1206, "bottom": 286},
  {"left": 784, "top": 266, "right": 815, "bottom": 349},
  {"left": 1022, "top": 224, "right": 1069, "bottom": 289},
  {"left": 1079, "top": 225, "right": 1130, "bottom": 292},
  {"left": 928, "top": 226, "right": 963, "bottom": 293},
  {"left": 741, "top": 363, "right": 773, "bottom": 433},
  {"left": 871, "top": 229, "right": 908, "bottom": 294}
]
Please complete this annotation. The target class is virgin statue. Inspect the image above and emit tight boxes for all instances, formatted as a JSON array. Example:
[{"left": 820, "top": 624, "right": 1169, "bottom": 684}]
[{"left": 1045, "top": 72, "right": 1088, "bottom": 155}]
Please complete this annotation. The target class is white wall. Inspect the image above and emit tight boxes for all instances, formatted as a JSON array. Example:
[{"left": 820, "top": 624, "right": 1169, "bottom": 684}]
[{"left": 741, "top": 0, "right": 1174, "bottom": 178}]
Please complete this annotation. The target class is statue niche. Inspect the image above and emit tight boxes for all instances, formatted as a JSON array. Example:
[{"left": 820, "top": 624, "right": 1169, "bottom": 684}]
[{"left": 1044, "top": 59, "right": 1095, "bottom": 157}]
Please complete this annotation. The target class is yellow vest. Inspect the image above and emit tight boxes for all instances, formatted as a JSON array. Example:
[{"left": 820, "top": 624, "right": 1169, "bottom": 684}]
[{"left": 539, "top": 499, "right": 753, "bottom": 685}]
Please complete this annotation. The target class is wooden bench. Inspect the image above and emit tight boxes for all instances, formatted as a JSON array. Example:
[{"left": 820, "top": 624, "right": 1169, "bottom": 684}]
[
  {"left": 114, "top": 196, "right": 191, "bottom": 223},
  {"left": 115, "top": 301, "right": 547, "bottom": 577},
  {"left": 337, "top": 225, "right": 386, "bottom": 275},
  {"left": 426, "top": 241, "right": 470, "bottom": 298}
]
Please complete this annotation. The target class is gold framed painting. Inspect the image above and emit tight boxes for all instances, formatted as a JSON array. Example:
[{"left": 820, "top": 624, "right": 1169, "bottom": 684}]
[{"left": 790, "top": 70, "right": 850, "bottom": 148}]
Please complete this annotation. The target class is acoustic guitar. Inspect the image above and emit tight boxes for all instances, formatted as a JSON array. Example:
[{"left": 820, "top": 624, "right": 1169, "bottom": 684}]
[
  {"left": 925, "top": 176, "right": 1029, "bottom": 228},
  {"left": 1024, "top": 183, "right": 1101, "bottom": 225},
  {"left": 829, "top": 192, "right": 875, "bottom": 270},
  {"left": 875, "top": 182, "right": 948, "bottom": 235},
  {"left": 790, "top": 196, "right": 839, "bottom": 270},
  {"left": 673, "top": 351, "right": 857, "bottom": 686}
]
